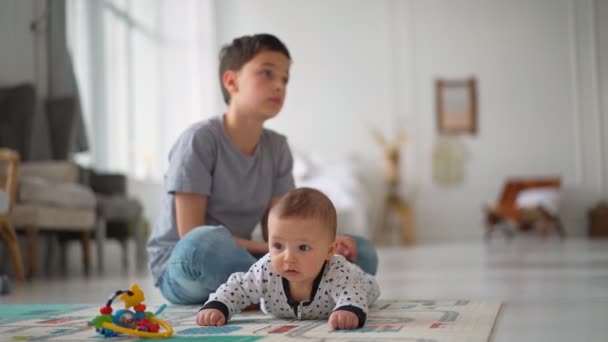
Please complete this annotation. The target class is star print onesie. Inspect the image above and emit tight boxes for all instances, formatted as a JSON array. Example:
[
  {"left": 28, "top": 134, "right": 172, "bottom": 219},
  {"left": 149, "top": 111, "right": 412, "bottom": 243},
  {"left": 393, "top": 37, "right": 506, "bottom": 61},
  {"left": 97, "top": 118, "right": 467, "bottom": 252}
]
[{"left": 200, "top": 254, "right": 380, "bottom": 327}]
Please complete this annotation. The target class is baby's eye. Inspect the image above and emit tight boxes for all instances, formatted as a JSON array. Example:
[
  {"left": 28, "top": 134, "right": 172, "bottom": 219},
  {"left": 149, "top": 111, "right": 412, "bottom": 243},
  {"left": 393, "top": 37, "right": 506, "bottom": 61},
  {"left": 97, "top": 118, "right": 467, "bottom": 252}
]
[
  {"left": 261, "top": 69, "right": 272, "bottom": 78},
  {"left": 282, "top": 77, "right": 289, "bottom": 85},
  {"left": 298, "top": 244, "right": 311, "bottom": 252},
  {"left": 272, "top": 242, "right": 283, "bottom": 250}
]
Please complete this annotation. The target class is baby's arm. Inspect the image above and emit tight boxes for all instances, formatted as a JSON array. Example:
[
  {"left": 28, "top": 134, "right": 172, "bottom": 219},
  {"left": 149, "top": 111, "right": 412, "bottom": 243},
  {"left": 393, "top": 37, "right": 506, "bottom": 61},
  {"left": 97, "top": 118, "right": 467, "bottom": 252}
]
[
  {"left": 196, "top": 308, "right": 225, "bottom": 326},
  {"left": 197, "top": 272, "right": 261, "bottom": 326},
  {"left": 329, "top": 310, "right": 359, "bottom": 330},
  {"left": 329, "top": 265, "right": 381, "bottom": 329},
  {"left": 196, "top": 258, "right": 269, "bottom": 325}
]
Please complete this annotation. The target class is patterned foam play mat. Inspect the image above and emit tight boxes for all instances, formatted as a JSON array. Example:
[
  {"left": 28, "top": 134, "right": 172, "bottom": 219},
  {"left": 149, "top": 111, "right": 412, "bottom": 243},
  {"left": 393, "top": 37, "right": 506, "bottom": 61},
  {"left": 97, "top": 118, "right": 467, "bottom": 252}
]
[{"left": 0, "top": 300, "right": 501, "bottom": 341}]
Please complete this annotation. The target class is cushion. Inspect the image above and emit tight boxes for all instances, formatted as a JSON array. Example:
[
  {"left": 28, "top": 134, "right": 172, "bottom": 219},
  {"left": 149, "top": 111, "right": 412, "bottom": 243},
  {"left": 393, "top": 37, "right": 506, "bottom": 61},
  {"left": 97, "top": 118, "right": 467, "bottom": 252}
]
[
  {"left": 296, "top": 157, "right": 371, "bottom": 238},
  {"left": 97, "top": 194, "right": 142, "bottom": 221},
  {"left": 12, "top": 204, "right": 95, "bottom": 230},
  {"left": 292, "top": 149, "right": 318, "bottom": 183},
  {"left": 19, "top": 161, "right": 79, "bottom": 183},
  {"left": 515, "top": 187, "right": 560, "bottom": 215},
  {"left": 19, "top": 176, "right": 96, "bottom": 209}
]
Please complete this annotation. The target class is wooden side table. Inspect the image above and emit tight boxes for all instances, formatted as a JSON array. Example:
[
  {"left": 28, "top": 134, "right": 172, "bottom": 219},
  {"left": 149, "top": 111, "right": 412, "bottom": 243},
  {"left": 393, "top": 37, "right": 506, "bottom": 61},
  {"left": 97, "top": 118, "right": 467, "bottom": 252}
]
[{"left": 588, "top": 205, "right": 608, "bottom": 238}]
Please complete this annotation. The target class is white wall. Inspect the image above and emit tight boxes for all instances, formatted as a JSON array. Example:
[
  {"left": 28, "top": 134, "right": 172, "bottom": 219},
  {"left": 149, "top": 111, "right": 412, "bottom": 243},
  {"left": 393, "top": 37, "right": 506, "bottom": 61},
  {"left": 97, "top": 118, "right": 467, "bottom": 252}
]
[
  {"left": 0, "top": 0, "right": 37, "bottom": 86},
  {"left": 215, "top": 0, "right": 395, "bottom": 163},
  {"left": 214, "top": 0, "right": 606, "bottom": 242},
  {"left": 0, "top": 0, "right": 51, "bottom": 160},
  {"left": 0, "top": 0, "right": 48, "bottom": 95},
  {"left": 599, "top": 0, "right": 608, "bottom": 198},
  {"left": 402, "top": 0, "right": 604, "bottom": 241}
]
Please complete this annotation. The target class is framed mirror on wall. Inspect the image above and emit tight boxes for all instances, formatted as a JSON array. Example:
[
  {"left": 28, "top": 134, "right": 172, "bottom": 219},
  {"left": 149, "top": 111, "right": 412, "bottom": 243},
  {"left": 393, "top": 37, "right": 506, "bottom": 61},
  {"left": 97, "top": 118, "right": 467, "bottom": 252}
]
[{"left": 436, "top": 77, "right": 477, "bottom": 135}]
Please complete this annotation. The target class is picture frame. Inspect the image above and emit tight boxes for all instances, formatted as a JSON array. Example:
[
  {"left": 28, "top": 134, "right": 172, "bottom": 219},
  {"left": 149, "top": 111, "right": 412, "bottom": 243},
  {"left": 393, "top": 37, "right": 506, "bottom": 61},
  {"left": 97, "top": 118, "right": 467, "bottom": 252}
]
[{"left": 436, "top": 77, "right": 477, "bottom": 135}]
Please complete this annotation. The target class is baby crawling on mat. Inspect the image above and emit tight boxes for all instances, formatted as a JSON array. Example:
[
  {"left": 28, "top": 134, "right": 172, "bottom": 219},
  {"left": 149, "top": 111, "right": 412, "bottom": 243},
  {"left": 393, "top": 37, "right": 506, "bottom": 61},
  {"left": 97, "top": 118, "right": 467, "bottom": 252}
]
[{"left": 196, "top": 187, "right": 380, "bottom": 330}]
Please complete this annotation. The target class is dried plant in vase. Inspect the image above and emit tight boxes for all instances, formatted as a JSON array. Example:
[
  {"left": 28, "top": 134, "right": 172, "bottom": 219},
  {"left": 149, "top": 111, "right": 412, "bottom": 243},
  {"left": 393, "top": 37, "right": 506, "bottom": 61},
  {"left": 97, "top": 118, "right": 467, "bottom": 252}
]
[{"left": 371, "top": 129, "right": 415, "bottom": 245}]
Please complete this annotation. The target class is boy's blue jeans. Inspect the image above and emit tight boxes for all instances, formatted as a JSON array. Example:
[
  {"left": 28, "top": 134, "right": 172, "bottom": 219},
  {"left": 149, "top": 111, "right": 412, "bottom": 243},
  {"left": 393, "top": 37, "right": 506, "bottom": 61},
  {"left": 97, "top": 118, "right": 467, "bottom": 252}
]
[{"left": 157, "top": 225, "right": 379, "bottom": 305}]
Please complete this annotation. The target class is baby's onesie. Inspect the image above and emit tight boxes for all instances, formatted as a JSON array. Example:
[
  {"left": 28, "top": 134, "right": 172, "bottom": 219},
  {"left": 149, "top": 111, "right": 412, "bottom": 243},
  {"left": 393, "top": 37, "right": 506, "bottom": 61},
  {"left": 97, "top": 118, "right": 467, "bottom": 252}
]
[{"left": 201, "top": 254, "right": 380, "bottom": 327}]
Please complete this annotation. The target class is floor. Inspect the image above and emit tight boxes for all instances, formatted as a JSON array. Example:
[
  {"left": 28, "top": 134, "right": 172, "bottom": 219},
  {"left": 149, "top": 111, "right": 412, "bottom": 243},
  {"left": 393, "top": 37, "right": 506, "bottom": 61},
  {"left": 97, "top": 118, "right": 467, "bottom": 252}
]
[{"left": 2, "top": 237, "right": 608, "bottom": 341}]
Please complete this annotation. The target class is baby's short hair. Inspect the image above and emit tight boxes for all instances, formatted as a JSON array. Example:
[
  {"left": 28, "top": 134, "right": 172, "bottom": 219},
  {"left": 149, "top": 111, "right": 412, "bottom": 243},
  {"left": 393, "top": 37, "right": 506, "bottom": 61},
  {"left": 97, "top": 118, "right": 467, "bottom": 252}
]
[
  {"left": 271, "top": 188, "right": 337, "bottom": 239},
  {"left": 219, "top": 33, "right": 291, "bottom": 104}
]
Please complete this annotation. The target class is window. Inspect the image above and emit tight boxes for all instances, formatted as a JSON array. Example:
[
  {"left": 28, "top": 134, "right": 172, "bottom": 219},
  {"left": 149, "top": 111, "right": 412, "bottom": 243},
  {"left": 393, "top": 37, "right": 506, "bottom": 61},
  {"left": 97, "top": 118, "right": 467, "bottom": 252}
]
[{"left": 68, "top": 0, "right": 217, "bottom": 180}]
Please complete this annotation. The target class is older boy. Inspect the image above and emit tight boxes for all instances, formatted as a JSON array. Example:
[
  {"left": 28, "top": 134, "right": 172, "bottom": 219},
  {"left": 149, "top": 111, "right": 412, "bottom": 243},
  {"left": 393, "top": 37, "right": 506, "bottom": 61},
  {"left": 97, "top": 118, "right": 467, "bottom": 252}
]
[
  {"left": 147, "top": 34, "right": 378, "bottom": 305},
  {"left": 197, "top": 188, "right": 380, "bottom": 330}
]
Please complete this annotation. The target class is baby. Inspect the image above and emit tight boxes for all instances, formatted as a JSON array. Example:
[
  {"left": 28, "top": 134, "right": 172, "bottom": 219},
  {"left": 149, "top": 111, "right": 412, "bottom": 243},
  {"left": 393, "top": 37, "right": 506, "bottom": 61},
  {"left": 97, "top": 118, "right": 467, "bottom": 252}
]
[{"left": 196, "top": 187, "right": 380, "bottom": 330}]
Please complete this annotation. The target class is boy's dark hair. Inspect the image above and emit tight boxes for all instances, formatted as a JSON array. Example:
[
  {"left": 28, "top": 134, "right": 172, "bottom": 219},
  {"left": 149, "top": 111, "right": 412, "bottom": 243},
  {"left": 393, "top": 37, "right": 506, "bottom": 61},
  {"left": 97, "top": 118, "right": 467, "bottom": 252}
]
[
  {"left": 218, "top": 33, "right": 291, "bottom": 104},
  {"left": 270, "top": 187, "right": 337, "bottom": 239}
]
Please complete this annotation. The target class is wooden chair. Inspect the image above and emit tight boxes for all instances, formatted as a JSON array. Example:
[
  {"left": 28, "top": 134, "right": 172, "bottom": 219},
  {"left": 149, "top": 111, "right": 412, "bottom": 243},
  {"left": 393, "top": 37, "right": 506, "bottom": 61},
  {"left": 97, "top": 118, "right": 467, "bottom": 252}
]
[
  {"left": 0, "top": 148, "right": 26, "bottom": 281},
  {"left": 484, "top": 177, "right": 565, "bottom": 239}
]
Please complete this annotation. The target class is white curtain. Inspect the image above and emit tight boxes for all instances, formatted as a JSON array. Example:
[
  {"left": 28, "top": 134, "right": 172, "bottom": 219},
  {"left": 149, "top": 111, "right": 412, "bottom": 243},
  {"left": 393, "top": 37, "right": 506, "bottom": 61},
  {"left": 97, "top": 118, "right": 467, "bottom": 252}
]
[{"left": 67, "top": 0, "right": 217, "bottom": 180}]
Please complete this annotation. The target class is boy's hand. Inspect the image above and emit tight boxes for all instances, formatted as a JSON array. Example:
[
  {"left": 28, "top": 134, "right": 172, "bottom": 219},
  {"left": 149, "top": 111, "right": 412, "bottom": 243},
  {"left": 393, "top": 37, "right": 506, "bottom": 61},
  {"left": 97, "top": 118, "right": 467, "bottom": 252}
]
[
  {"left": 334, "top": 235, "right": 357, "bottom": 261},
  {"left": 329, "top": 310, "right": 359, "bottom": 330},
  {"left": 196, "top": 309, "right": 226, "bottom": 326}
]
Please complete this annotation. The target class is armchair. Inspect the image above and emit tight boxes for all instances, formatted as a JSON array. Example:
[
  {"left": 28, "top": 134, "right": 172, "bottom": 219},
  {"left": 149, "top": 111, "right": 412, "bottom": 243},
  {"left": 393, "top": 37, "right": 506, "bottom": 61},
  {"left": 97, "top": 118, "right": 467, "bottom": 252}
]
[
  {"left": 1, "top": 83, "right": 97, "bottom": 276},
  {"left": 483, "top": 177, "right": 565, "bottom": 239},
  {"left": 13, "top": 161, "right": 97, "bottom": 276}
]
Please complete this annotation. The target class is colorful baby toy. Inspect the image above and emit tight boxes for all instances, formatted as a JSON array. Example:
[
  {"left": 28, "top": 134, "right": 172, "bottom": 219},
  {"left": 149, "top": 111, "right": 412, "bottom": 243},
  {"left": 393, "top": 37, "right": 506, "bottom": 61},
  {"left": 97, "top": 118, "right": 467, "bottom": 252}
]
[{"left": 88, "top": 283, "right": 173, "bottom": 338}]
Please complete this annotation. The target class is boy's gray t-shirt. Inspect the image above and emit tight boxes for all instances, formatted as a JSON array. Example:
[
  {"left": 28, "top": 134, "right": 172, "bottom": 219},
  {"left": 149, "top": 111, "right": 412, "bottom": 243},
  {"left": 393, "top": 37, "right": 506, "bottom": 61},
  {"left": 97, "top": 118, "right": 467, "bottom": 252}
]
[{"left": 147, "top": 115, "right": 295, "bottom": 283}]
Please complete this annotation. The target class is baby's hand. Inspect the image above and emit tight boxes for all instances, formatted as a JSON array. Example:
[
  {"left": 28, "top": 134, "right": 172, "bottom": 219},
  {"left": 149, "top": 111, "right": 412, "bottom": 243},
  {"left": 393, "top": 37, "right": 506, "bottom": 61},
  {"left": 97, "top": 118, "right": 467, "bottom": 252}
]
[
  {"left": 196, "top": 308, "right": 226, "bottom": 326},
  {"left": 329, "top": 310, "right": 359, "bottom": 330}
]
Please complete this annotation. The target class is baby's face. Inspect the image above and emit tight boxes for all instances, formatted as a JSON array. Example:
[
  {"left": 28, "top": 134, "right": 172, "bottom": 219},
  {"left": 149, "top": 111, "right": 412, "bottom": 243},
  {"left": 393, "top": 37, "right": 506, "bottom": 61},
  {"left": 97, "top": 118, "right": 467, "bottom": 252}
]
[{"left": 267, "top": 215, "right": 335, "bottom": 285}]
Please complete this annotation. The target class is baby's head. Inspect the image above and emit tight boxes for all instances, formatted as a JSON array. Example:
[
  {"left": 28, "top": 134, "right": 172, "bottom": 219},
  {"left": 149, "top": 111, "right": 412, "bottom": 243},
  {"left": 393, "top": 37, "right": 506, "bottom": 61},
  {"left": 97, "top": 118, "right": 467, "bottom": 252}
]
[
  {"left": 268, "top": 188, "right": 337, "bottom": 282},
  {"left": 219, "top": 33, "right": 291, "bottom": 105}
]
